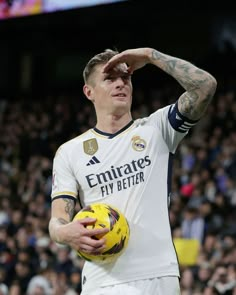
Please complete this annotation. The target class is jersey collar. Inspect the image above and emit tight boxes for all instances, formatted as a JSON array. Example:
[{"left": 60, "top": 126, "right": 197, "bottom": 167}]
[{"left": 93, "top": 120, "right": 134, "bottom": 139}]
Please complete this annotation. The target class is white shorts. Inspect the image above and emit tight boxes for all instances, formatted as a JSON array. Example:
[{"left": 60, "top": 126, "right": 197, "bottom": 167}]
[{"left": 81, "top": 276, "right": 181, "bottom": 295}]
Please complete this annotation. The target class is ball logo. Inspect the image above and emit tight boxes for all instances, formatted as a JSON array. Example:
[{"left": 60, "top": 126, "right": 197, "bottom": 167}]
[{"left": 132, "top": 136, "right": 146, "bottom": 151}]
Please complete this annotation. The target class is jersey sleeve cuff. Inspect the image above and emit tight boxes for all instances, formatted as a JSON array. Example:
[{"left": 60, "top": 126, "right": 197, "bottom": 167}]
[{"left": 51, "top": 194, "right": 77, "bottom": 204}]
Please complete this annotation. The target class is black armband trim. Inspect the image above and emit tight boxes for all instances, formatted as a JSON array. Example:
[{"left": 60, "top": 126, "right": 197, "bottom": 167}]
[
  {"left": 168, "top": 102, "right": 199, "bottom": 133},
  {"left": 51, "top": 195, "right": 77, "bottom": 205}
]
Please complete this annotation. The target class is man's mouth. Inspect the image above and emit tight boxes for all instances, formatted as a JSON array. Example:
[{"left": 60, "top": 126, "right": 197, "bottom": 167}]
[{"left": 112, "top": 93, "right": 126, "bottom": 97}]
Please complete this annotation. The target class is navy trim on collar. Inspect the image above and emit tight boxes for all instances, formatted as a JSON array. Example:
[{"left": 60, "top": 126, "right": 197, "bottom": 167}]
[{"left": 93, "top": 120, "right": 134, "bottom": 139}]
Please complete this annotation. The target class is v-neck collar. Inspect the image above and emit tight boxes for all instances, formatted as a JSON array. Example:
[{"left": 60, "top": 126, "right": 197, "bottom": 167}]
[{"left": 93, "top": 120, "right": 134, "bottom": 139}]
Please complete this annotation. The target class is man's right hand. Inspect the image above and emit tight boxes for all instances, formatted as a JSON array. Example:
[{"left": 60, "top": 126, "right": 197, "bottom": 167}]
[{"left": 56, "top": 217, "right": 109, "bottom": 255}]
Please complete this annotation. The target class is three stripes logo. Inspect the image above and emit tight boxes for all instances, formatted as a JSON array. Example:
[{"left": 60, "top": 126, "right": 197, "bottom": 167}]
[{"left": 86, "top": 156, "right": 100, "bottom": 166}]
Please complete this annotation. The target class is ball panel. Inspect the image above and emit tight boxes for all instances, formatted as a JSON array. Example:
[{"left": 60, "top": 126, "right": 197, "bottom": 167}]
[{"left": 73, "top": 203, "right": 130, "bottom": 262}]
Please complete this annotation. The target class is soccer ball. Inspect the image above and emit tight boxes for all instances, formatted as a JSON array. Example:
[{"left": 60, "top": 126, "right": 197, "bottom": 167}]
[{"left": 73, "top": 203, "right": 130, "bottom": 262}]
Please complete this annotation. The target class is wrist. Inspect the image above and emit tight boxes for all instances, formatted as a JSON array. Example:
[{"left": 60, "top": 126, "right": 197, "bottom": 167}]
[
  {"left": 54, "top": 225, "right": 66, "bottom": 244},
  {"left": 144, "top": 48, "right": 155, "bottom": 63},
  {"left": 49, "top": 218, "right": 68, "bottom": 244}
]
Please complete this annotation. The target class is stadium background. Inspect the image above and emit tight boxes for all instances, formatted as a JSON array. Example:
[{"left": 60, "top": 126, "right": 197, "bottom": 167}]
[{"left": 0, "top": 1, "right": 236, "bottom": 294}]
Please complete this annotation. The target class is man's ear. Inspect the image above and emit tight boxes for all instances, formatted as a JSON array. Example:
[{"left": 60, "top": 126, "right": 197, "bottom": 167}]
[{"left": 83, "top": 84, "right": 93, "bottom": 102}]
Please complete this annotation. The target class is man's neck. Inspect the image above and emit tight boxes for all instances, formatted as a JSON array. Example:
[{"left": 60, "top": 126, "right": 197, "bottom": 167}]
[{"left": 95, "top": 113, "right": 132, "bottom": 134}]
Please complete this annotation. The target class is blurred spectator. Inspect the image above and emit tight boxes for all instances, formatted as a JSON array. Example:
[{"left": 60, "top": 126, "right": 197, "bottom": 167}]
[
  {"left": 53, "top": 246, "right": 75, "bottom": 279},
  {"left": 207, "top": 264, "right": 236, "bottom": 294},
  {"left": 196, "top": 262, "right": 214, "bottom": 292},
  {"left": 26, "top": 274, "right": 51, "bottom": 295},
  {"left": 0, "top": 283, "right": 8, "bottom": 295},
  {"left": 181, "top": 206, "right": 205, "bottom": 244},
  {"left": 180, "top": 268, "right": 193, "bottom": 293}
]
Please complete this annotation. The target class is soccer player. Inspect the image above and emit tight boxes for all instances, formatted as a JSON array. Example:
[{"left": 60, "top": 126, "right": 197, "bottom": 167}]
[{"left": 48, "top": 48, "right": 217, "bottom": 294}]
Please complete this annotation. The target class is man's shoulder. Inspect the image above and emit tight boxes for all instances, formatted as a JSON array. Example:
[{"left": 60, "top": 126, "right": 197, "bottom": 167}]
[
  {"left": 134, "top": 105, "right": 172, "bottom": 125},
  {"left": 55, "top": 129, "right": 93, "bottom": 155}
]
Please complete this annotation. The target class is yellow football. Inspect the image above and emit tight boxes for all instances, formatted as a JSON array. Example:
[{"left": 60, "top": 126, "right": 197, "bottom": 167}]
[{"left": 73, "top": 203, "right": 130, "bottom": 262}]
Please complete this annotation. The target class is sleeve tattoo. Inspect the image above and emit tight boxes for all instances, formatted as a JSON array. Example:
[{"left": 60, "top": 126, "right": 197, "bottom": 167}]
[
  {"left": 151, "top": 49, "right": 217, "bottom": 120},
  {"left": 63, "top": 198, "right": 75, "bottom": 222}
]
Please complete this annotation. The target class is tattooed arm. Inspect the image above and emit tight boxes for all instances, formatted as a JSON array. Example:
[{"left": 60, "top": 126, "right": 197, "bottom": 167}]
[
  {"left": 49, "top": 198, "right": 108, "bottom": 253},
  {"left": 150, "top": 49, "right": 217, "bottom": 120},
  {"left": 48, "top": 197, "right": 76, "bottom": 244},
  {"left": 103, "top": 48, "right": 217, "bottom": 120}
]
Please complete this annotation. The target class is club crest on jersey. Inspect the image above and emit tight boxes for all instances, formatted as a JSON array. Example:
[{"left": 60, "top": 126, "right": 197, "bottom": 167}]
[
  {"left": 132, "top": 136, "right": 146, "bottom": 151},
  {"left": 83, "top": 138, "right": 98, "bottom": 155}
]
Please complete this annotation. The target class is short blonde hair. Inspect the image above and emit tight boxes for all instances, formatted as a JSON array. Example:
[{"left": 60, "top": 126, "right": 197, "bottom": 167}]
[{"left": 83, "top": 49, "right": 119, "bottom": 83}]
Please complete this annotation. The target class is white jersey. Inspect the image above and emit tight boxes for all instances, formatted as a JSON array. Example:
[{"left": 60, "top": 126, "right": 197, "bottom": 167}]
[{"left": 51, "top": 103, "right": 197, "bottom": 293}]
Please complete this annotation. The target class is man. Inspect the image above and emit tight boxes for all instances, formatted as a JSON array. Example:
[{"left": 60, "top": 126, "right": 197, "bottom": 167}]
[{"left": 49, "top": 48, "right": 217, "bottom": 294}]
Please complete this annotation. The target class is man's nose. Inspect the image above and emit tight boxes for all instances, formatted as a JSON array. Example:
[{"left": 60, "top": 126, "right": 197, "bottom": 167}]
[{"left": 115, "top": 77, "right": 125, "bottom": 87}]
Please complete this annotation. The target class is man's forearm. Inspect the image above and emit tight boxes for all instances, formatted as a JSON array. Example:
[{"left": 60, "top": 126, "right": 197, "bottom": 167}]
[
  {"left": 49, "top": 217, "right": 69, "bottom": 244},
  {"left": 150, "top": 50, "right": 211, "bottom": 89},
  {"left": 49, "top": 197, "right": 76, "bottom": 244},
  {"left": 150, "top": 49, "right": 217, "bottom": 119}
]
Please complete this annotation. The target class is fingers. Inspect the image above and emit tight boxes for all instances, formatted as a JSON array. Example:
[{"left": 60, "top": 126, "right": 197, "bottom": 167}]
[
  {"left": 78, "top": 217, "right": 97, "bottom": 226},
  {"left": 82, "top": 236, "right": 106, "bottom": 248},
  {"left": 103, "top": 55, "right": 137, "bottom": 74},
  {"left": 75, "top": 218, "right": 109, "bottom": 237},
  {"left": 103, "top": 53, "right": 126, "bottom": 73},
  {"left": 80, "top": 244, "right": 105, "bottom": 255},
  {"left": 86, "top": 226, "right": 109, "bottom": 238},
  {"left": 79, "top": 236, "right": 106, "bottom": 254},
  {"left": 72, "top": 218, "right": 109, "bottom": 254}
]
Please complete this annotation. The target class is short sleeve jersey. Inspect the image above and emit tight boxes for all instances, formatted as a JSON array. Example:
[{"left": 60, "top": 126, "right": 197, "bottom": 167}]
[{"left": 51, "top": 103, "right": 197, "bottom": 293}]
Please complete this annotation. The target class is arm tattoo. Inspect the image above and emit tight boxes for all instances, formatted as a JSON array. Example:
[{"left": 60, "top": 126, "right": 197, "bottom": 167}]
[
  {"left": 152, "top": 49, "right": 207, "bottom": 89},
  {"left": 63, "top": 198, "right": 75, "bottom": 221},
  {"left": 178, "top": 92, "right": 212, "bottom": 118},
  {"left": 151, "top": 49, "right": 217, "bottom": 119},
  {"left": 58, "top": 217, "right": 69, "bottom": 225}
]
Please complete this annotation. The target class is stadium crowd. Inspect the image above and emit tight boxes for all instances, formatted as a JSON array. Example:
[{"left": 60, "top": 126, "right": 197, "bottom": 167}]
[{"left": 0, "top": 49, "right": 236, "bottom": 294}]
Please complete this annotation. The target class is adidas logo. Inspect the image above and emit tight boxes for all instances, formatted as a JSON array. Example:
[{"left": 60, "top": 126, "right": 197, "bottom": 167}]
[{"left": 86, "top": 156, "right": 100, "bottom": 166}]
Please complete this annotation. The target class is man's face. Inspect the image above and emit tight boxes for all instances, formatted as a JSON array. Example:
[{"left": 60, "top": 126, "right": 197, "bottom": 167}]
[{"left": 84, "top": 63, "right": 133, "bottom": 116}]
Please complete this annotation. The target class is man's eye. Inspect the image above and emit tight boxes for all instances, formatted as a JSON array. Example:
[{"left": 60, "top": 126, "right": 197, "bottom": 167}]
[
  {"left": 123, "top": 74, "right": 131, "bottom": 80},
  {"left": 105, "top": 74, "right": 130, "bottom": 81},
  {"left": 105, "top": 76, "right": 113, "bottom": 80}
]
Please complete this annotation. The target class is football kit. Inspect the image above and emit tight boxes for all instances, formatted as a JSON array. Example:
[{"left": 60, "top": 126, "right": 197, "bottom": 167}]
[{"left": 51, "top": 102, "right": 197, "bottom": 293}]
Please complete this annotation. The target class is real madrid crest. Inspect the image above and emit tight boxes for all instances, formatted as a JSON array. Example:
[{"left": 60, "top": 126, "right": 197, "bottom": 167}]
[
  {"left": 83, "top": 138, "right": 98, "bottom": 155},
  {"left": 132, "top": 136, "right": 146, "bottom": 152}
]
